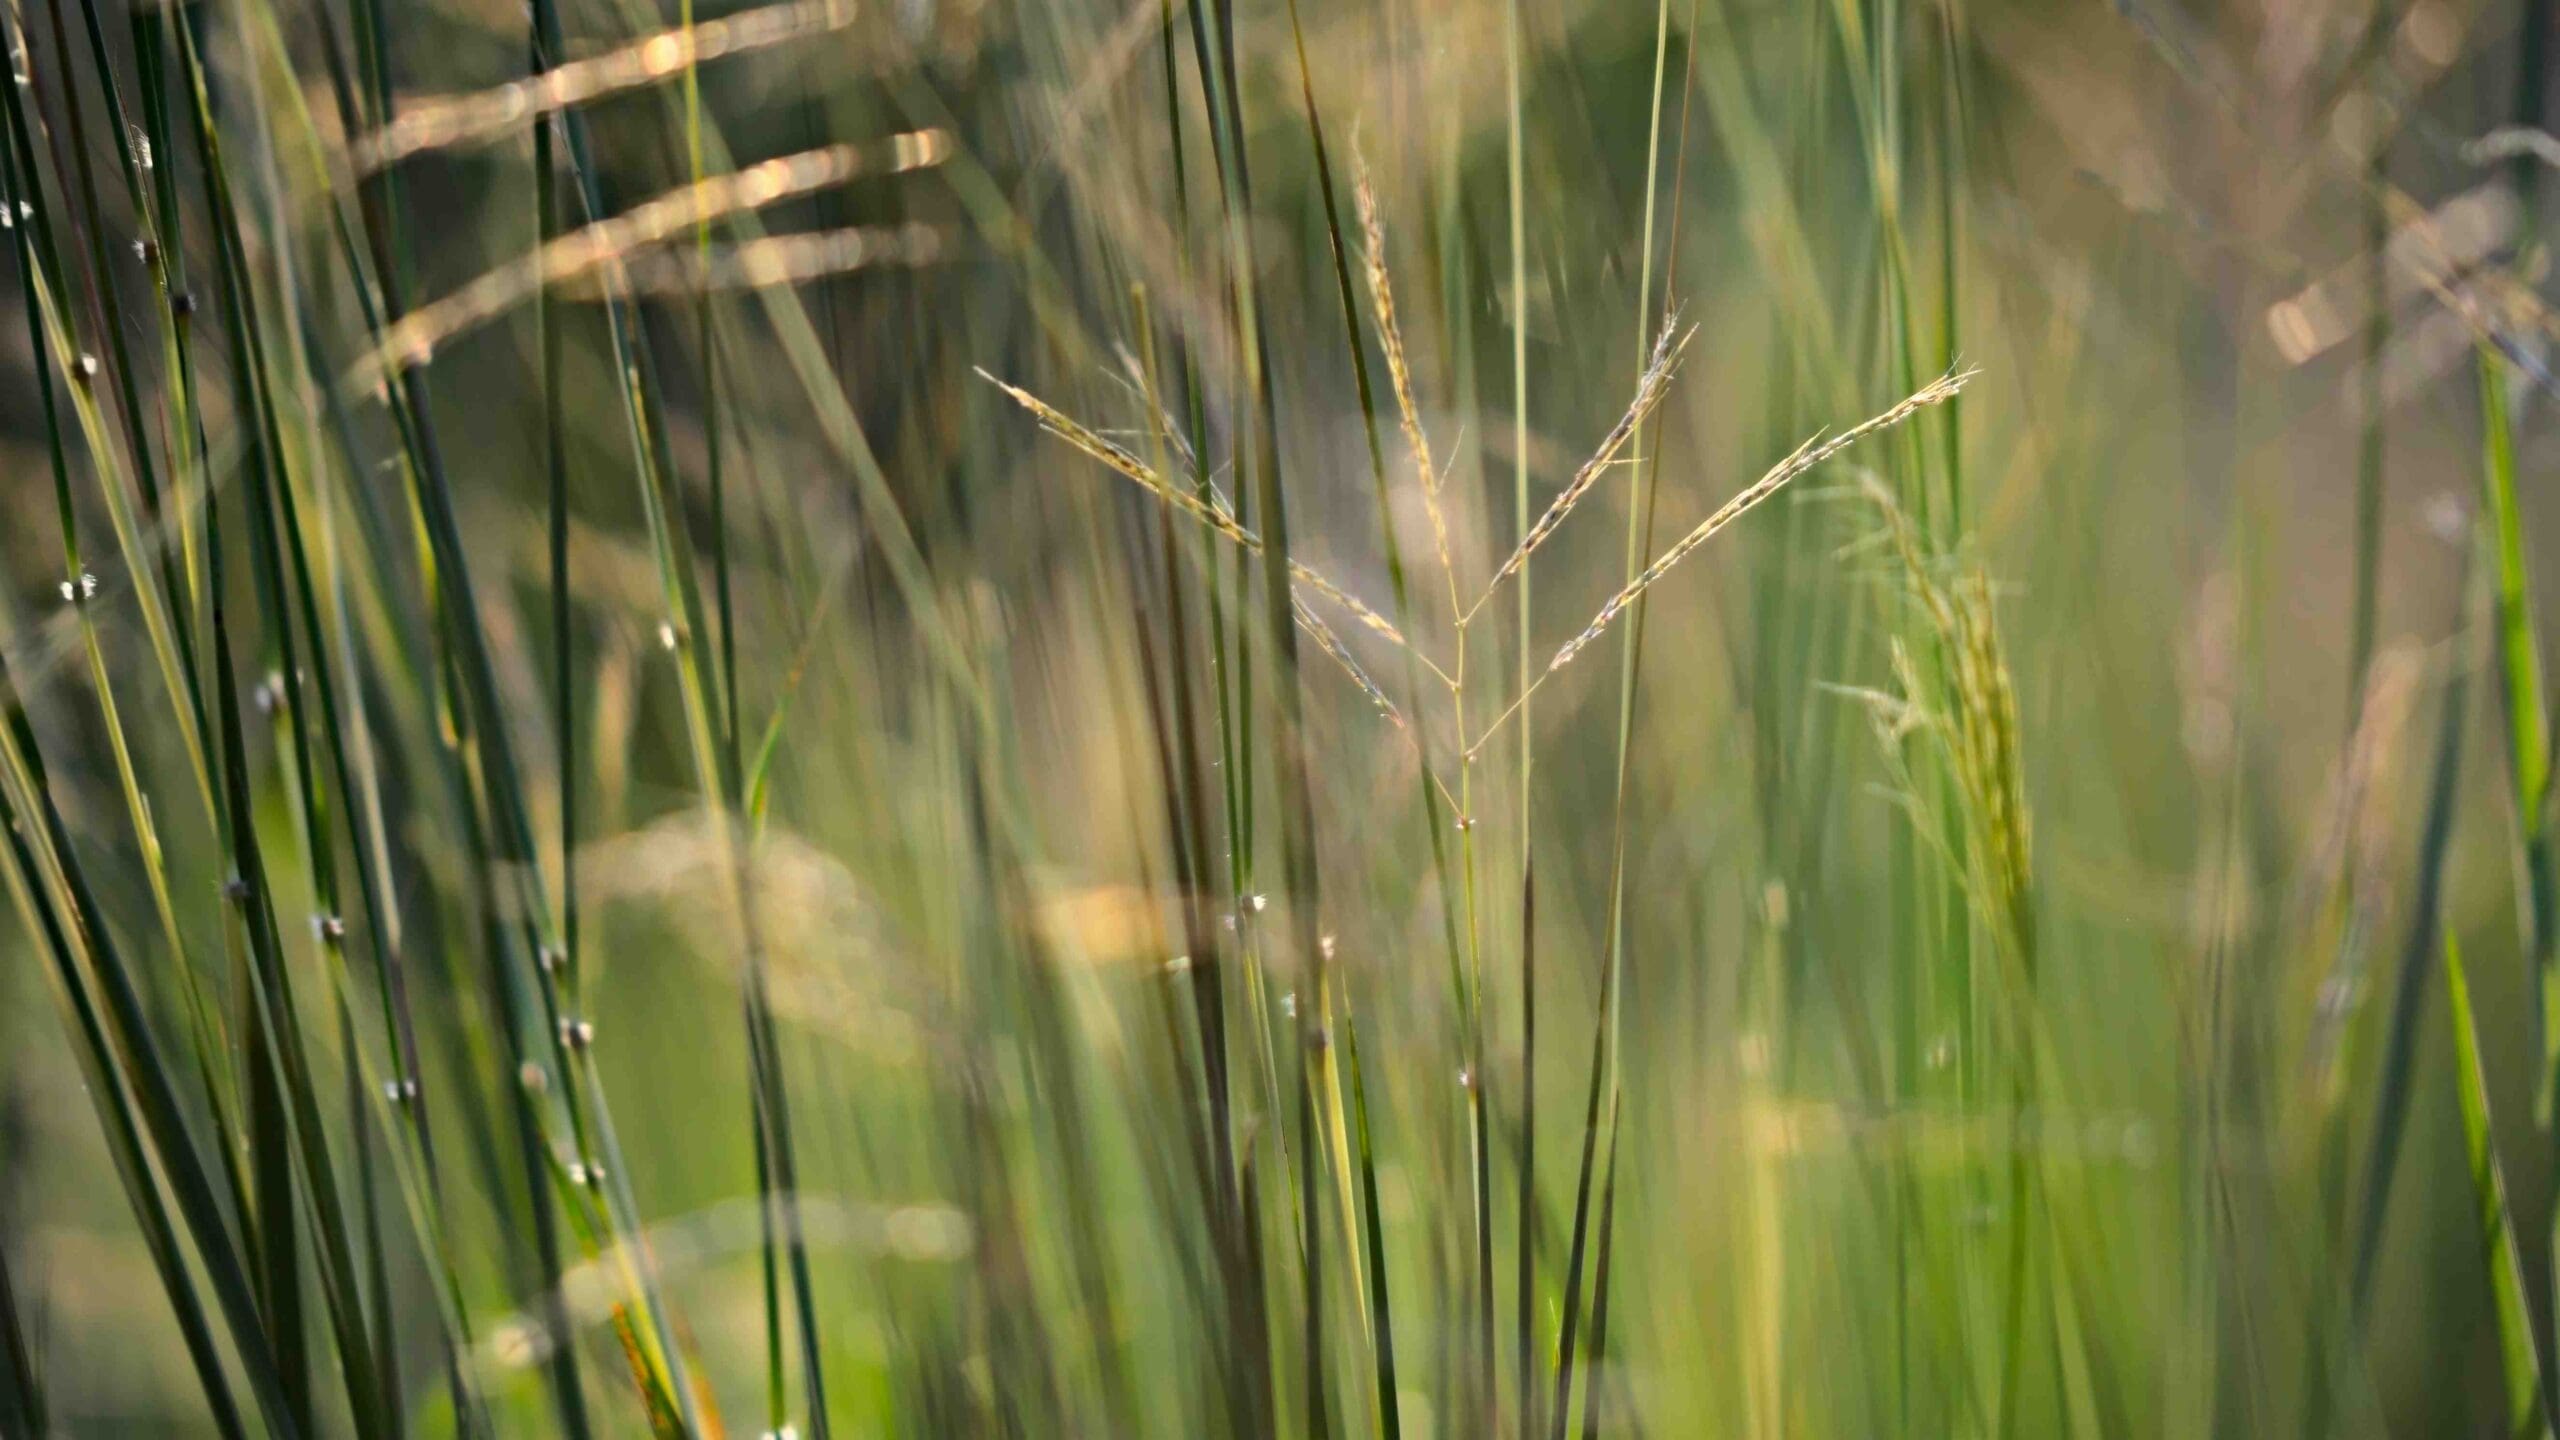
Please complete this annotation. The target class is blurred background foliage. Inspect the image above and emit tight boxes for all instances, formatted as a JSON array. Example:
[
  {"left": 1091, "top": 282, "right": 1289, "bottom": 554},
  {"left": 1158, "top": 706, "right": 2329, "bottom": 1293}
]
[{"left": 0, "top": 0, "right": 2556, "bottom": 1435}]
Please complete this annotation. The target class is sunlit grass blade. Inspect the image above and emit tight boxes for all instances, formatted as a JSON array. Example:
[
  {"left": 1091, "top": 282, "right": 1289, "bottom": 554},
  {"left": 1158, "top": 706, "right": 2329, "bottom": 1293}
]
[
  {"left": 2443, "top": 932, "right": 2556, "bottom": 1440},
  {"left": 1544, "top": 368, "right": 1974, "bottom": 675},
  {"left": 0, "top": 810, "right": 241, "bottom": 1440},
  {"left": 1465, "top": 319, "right": 1693, "bottom": 623},
  {"left": 0, "top": 633, "right": 299, "bottom": 1437},
  {"left": 2469, "top": 348, "right": 2560, "bottom": 1122}
]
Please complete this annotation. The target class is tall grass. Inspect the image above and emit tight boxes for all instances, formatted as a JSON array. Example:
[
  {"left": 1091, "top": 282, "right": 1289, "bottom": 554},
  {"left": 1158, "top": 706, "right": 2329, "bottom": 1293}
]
[{"left": 0, "top": 0, "right": 2553, "bottom": 1436}]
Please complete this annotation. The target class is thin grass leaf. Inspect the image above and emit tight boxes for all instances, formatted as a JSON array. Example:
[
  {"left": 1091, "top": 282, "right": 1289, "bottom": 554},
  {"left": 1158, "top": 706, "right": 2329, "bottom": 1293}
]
[
  {"left": 2471, "top": 347, "right": 2560, "bottom": 1123},
  {"left": 2444, "top": 932, "right": 2556, "bottom": 1440}
]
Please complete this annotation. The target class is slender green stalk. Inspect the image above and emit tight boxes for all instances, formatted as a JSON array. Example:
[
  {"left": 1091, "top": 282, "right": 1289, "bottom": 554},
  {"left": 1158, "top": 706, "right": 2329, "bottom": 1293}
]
[
  {"left": 528, "top": 11, "right": 595, "bottom": 1427},
  {"left": 1556, "top": 0, "right": 1679, "bottom": 1427},
  {"left": 1504, "top": 4, "right": 1535, "bottom": 1430}
]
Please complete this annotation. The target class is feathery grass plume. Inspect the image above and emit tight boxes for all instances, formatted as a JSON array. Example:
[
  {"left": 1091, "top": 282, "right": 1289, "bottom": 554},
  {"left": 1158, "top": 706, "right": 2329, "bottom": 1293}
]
[
  {"left": 994, "top": 344, "right": 1453, "bottom": 831},
  {"left": 1350, "top": 148, "right": 1459, "bottom": 621},
  {"left": 978, "top": 369, "right": 1430, "bottom": 664},
  {"left": 1544, "top": 366, "right": 1974, "bottom": 675},
  {"left": 1291, "top": 596, "right": 1409, "bottom": 734},
  {"left": 1469, "top": 316, "right": 1694, "bottom": 622},
  {"left": 981, "top": 370, "right": 1258, "bottom": 544},
  {"left": 1852, "top": 469, "right": 2072, "bottom": 1440},
  {"left": 1552, "top": 2, "right": 1698, "bottom": 1426},
  {"left": 353, "top": 0, "right": 856, "bottom": 171},
  {"left": 1351, "top": 152, "right": 1433, "bottom": 494},
  {"left": 356, "top": 134, "right": 951, "bottom": 387},
  {"left": 1856, "top": 471, "right": 2033, "bottom": 948}
]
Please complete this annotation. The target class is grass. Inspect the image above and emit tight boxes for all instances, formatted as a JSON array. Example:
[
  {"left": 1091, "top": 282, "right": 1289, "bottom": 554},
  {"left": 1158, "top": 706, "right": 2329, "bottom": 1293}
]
[{"left": 0, "top": 0, "right": 2555, "bottom": 1435}]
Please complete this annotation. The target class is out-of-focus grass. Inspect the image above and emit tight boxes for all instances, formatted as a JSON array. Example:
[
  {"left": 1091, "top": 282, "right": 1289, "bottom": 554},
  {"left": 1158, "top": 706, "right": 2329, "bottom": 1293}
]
[{"left": 0, "top": 0, "right": 2556, "bottom": 1435}]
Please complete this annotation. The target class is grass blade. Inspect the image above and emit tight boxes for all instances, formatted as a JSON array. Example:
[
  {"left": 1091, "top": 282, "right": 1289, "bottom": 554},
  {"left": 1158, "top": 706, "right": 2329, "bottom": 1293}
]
[{"left": 2443, "top": 931, "right": 2555, "bottom": 1440}]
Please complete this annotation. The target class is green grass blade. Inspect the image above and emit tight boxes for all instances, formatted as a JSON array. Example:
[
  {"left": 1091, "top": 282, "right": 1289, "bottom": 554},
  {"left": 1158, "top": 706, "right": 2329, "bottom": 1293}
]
[
  {"left": 2473, "top": 348, "right": 2560, "bottom": 1121},
  {"left": 2444, "top": 931, "right": 2555, "bottom": 1440}
]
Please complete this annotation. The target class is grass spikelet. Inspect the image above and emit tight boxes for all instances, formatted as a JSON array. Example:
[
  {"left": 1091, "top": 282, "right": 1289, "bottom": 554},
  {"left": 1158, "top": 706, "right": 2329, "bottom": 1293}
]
[
  {"left": 1858, "top": 467, "right": 2032, "bottom": 943},
  {"left": 1350, "top": 148, "right": 1459, "bottom": 621},
  {"left": 1545, "top": 366, "right": 1973, "bottom": 673},
  {"left": 1352, "top": 151, "right": 1434, "bottom": 496},
  {"left": 1292, "top": 596, "right": 1410, "bottom": 733},
  {"left": 980, "top": 368, "right": 1430, "bottom": 663},
  {"left": 1470, "top": 317, "right": 1694, "bottom": 621}
]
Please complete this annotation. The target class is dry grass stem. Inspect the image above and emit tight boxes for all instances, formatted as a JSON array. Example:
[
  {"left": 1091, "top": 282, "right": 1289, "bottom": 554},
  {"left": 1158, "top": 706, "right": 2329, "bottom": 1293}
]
[
  {"left": 356, "top": 134, "right": 950, "bottom": 389},
  {"left": 353, "top": 0, "right": 857, "bottom": 171}
]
